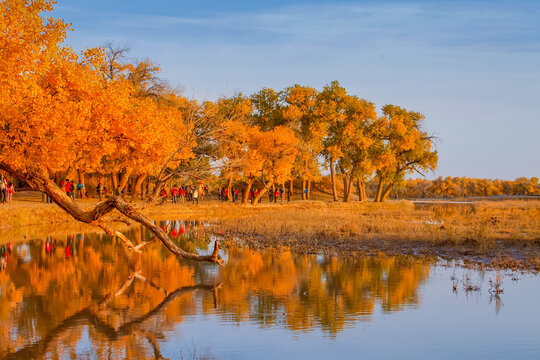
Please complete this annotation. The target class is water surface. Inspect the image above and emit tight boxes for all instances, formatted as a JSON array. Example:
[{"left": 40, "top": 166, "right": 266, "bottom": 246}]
[{"left": 0, "top": 220, "right": 539, "bottom": 359}]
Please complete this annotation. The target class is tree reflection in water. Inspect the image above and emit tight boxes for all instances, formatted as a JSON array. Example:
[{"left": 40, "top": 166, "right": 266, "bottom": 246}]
[{"left": 0, "top": 221, "right": 432, "bottom": 359}]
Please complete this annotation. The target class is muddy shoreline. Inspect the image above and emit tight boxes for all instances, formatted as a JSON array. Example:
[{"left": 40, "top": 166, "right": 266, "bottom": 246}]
[{"left": 210, "top": 228, "right": 540, "bottom": 272}]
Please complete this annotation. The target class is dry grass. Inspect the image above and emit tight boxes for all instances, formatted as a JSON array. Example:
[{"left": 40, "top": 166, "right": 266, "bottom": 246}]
[
  {"left": 204, "top": 199, "right": 540, "bottom": 271},
  {"left": 208, "top": 199, "right": 540, "bottom": 244}
]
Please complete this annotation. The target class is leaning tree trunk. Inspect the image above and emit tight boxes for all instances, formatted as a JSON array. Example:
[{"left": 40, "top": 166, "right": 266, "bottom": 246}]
[
  {"left": 0, "top": 162, "right": 222, "bottom": 265},
  {"left": 381, "top": 183, "right": 394, "bottom": 202},
  {"left": 241, "top": 179, "right": 254, "bottom": 205},
  {"left": 329, "top": 157, "right": 338, "bottom": 201},
  {"left": 253, "top": 181, "right": 274, "bottom": 205}
]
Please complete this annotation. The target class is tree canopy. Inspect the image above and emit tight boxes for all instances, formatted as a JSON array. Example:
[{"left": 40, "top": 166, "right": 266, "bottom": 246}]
[{"left": 0, "top": 0, "right": 442, "bottom": 261}]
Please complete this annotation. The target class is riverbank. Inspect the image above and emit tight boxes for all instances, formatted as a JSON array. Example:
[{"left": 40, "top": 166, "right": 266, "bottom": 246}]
[
  {"left": 1, "top": 196, "right": 539, "bottom": 271},
  {"left": 204, "top": 199, "right": 540, "bottom": 271}
]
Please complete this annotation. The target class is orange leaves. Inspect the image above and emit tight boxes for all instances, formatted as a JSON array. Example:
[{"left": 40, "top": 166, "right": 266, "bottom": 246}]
[
  {"left": 0, "top": 0, "right": 197, "bottom": 178},
  {"left": 0, "top": 0, "right": 439, "bottom": 193},
  {"left": 254, "top": 126, "right": 299, "bottom": 184},
  {"left": 374, "top": 105, "right": 438, "bottom": 186}
]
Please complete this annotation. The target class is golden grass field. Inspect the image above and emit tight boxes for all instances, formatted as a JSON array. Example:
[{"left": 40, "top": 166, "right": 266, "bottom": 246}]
[{"left": 1, "top": 192, "right": 539, "bottom": 271}]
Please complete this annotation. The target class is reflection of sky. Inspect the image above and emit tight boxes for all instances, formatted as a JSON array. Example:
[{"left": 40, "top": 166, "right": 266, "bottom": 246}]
[
  {"left": 162, "top": 267, "right": 540, "bottom": 360},
  {"left": 2, "top": 232, "right": 540, "bottom": 358},
  {"left": 51, "top": 0, "right": 540, "bottom": 179},
  {"left": 15, "top": 244, "right": 31, "bottom": 263}
]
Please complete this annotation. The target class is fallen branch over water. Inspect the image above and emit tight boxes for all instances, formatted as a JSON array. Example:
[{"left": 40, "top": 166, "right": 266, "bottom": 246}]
[{"left": 0, "top": 163, "right": 223, "bottom": 265}]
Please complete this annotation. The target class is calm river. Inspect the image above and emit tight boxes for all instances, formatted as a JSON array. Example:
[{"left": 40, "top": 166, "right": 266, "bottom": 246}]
[{"left": 1, "top": 219, "right": 539, "bottom": 359}]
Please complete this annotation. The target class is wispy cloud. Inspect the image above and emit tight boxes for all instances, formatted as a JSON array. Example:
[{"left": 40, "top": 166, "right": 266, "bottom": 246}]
[{"left": 87, "top": 2, "right": 540, "bottom": 52}]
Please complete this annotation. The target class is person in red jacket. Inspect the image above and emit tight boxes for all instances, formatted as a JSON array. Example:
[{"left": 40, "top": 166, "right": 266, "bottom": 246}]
[
  {"left": 179, "top": 187, "right": 185, "bottom": 202},
  {"left": 160, "top": 188, "right": 167, "bottom": 203},
  {"left": 65, "top": 236, "right": 73, "bottom": 259},
  {"left": 171, "top": 185, "right": 178, "bottom": 203},
  {"left": 64, "top": 179, "right": 72, "bottom": 197}
]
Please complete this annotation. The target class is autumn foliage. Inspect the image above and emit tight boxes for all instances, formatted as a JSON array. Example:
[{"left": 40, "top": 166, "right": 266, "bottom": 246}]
[
  {"left": 396, "top": 176, "right": 540, "bottom": 199},
  {"left": 0, "top": 0, "right": 439, "bottom": 206}
]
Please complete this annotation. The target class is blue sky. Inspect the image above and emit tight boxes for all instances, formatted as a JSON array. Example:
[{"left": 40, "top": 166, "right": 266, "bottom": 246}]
[{"left": 51, "top": 0, "right": 540, "bottom": 180}]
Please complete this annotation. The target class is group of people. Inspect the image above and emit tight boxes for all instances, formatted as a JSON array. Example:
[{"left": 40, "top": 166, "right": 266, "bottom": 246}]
[
  {"left": 217, "top": 187, "right": 240, "bottom": 202},
  {"left": 159, "top": 184, "right": 309, "bottom": 204},
  {"left": 161, "top": 184, "right": 206, "bottom": 204},
  {"left": 218, "top": 185, "right": 308, "bottom": 203},
  {"left": 0, "top": 234, "right": 83, "bottom": 273},
  {"left": 0, "top": 175, "right": 15, "bottom": 204},
  {"left": 0, "top": 174, "right": 311, "bottom": 205},
  {"left": 45, "top": 235, "right": 81, "bottom": 259},
  {"left": 59, "top": 179, "right": 85, "bottom": 202},
  {"left": 245, "top": 187, "right": 290, "bottom": 203}
]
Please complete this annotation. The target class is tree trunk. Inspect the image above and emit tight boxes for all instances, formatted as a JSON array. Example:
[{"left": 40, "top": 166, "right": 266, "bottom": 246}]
[
  {"left": 330, "top": 157, "right": 338, "bottom": 201},
  {"left": 307, "top": 180, "right": 311, "bottom": 200},
  {"left": 227, "top": 177, "right": 233, "bottom": 201},
  {"left": 359, "top": 179, "right": 367, "bottom": 201},
  {"left": 381, "top": 183, "right": 394, "bottom": 202},
  {"left": 362, "top": 181, "right": 367, "bottom": 200},
  {"left": 77, "top": 169, "right": 86, "bottom": 199},
  {"left": 131, "top": 174, "right": 147, "bottom": 201},
  {"left": 356, "top": 179, "right": 364, "bottom": 201},
  {"left": 253, "top": 181, "right": 274, "bottom": 205},
  {"left": 145, "top": 179, "right": 151, "bottom": 199},
  {"left": 302, "top": 180, "right": 306, "bottom": 200},
  {"left": 345, "top": 176, "right": 353, "bottom": 202},
  {"left": 118, "top": 169, "right": 132, "bottom": 195},
  {"left": 289, "top": 179, "right": 294, "bottom": 201},
  {"left": 375, "top": 175, "right": 384, "bottom": 202},
  {"left": 242, "top": 179, "right": 254, "bottom": 205},
  {"left": 127, "top": 176, "right": 135, "bottom": 196},
  {"left": 343, "top": 175, "right": 354, "bottom": 202},
  {"left": 342, "top": 176, "right": 349, "bottom": 202},
  {"left": 111, "top": 173, "right": 119, "bottom": 194}
]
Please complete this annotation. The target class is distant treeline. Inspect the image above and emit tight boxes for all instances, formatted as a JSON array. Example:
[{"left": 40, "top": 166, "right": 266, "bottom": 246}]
[
  {"left": 386, "top": 176, "right": 539, "bottom": 199},
  {"left": 309, "top": 176, "right": 538, "bottom": 201}
]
